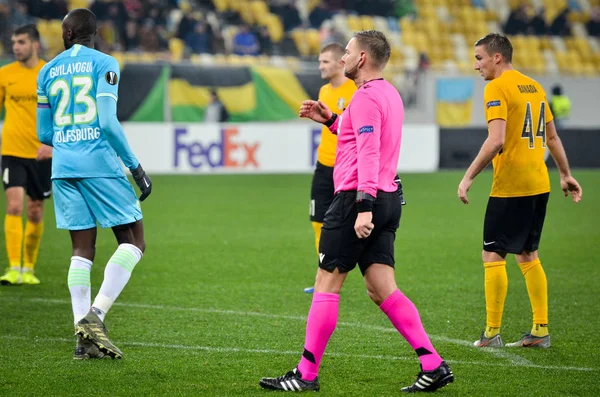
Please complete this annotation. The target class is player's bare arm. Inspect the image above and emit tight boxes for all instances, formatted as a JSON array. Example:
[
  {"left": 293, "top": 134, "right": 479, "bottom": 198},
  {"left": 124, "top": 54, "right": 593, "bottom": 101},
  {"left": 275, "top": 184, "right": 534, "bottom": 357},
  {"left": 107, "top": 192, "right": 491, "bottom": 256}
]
[
  {"left": 545, "top": 120, "right": 582, "bottom": 202},
  {"left": 458, "top": 119, "right": 506, "bottom": 204}
]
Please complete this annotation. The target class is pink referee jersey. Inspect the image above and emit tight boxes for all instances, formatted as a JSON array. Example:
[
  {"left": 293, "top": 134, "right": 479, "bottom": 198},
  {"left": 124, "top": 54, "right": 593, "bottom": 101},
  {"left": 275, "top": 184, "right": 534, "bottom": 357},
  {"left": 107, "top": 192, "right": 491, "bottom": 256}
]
[{"left": 328, "top": 78, "right": 403, "bottom": 197}]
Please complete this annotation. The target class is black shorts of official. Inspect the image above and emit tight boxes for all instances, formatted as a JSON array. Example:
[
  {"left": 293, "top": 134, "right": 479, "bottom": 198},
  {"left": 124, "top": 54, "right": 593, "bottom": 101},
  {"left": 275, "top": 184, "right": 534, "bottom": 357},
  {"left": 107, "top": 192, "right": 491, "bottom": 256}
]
[
  {"left": 1, "top": 155, "right": 52, "bottom": 201},
  {"left": 318, "top": 190, "right": 402, "bottom": 274},
  {"left": 309, "top": 161, "right": 334, "bottom": 223},
  {"left": 483, "top": 193, "right": 549, "bottom": 254}
]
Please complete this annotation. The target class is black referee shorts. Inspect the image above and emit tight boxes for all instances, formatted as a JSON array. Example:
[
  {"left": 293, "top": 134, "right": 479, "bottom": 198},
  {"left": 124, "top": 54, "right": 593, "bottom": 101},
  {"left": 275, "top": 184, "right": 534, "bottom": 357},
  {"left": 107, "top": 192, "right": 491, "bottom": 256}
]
[
  {"left": 319, "top": 190, "right": 402, "bottom": 275},
  {"left": 309, "top": 161, "right": 334, "bottom": 223},
  {"left": 483, "top": 193, "right": 549, "bottom": 254},
  {"left": 1, "top": 155, "right": 52, "bottom": 201}
]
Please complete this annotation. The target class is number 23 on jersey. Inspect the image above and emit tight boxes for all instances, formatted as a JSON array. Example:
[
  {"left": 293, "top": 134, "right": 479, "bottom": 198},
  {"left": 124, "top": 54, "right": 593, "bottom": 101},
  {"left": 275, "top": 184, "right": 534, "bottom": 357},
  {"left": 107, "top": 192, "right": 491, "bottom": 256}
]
[{"left": 49, "top": 76, "right": 96, "bottom": 126}]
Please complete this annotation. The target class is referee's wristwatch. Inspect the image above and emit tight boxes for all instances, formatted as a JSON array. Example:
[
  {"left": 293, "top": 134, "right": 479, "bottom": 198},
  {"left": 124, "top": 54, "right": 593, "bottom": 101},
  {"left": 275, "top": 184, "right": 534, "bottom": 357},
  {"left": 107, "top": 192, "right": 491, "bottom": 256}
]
[{"left": 356, "top": 191, "right": 376, "bottom": 212}]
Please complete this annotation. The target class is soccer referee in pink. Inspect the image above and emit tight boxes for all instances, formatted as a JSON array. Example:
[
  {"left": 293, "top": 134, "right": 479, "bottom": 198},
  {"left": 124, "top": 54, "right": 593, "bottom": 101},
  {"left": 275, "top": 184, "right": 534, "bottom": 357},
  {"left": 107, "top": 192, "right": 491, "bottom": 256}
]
[{"left": 259, "top": 30, "right": 453, "bottom": 393}]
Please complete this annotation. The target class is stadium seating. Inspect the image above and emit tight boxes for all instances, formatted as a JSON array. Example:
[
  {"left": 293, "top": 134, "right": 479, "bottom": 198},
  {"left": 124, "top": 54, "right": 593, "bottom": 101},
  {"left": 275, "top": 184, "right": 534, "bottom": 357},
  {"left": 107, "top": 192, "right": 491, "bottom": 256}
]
[{"left": 25, "top": 0, "right": 600, "bottom": 76}]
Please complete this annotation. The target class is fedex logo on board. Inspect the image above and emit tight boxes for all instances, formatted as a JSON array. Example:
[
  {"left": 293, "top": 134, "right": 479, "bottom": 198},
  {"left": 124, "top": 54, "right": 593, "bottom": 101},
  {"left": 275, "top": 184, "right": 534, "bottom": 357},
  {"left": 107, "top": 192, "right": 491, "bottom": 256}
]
[{"left": 174, "top": 127, "right": 260, "bottom": 169}]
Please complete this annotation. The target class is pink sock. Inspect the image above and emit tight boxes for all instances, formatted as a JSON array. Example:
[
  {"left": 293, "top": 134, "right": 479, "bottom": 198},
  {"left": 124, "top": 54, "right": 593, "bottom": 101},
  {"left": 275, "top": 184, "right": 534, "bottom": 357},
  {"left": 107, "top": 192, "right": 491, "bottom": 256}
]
[
  {"left": 380, "top": 289, "right": 442, "bottom": 371},
  {"left": 297, "top": 292, "right": 339, "bottom": 381}
]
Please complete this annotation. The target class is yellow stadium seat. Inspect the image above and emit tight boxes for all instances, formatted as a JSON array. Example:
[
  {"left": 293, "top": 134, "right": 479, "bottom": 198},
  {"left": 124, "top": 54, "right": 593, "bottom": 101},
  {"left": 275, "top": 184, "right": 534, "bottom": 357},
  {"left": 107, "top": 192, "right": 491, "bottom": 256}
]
[
  {"left": 264, "top": 13, "right": 284, "bottom": 43},
  {"left": 49, "top": 20, "right": 62, "bottom": 35},
  {"left": 418, "top": 5, "right": 436, "bottom": 20},
  {"left": 227, "top": 0, "right": 243, "bottom": 12},
  {"left": 212, "top": 0, "right": 228, "bottom": 12},
  {"left": 360, "top": 16, "right": 376, "bottom": 31},
  {"left": 68, "top": 0, "right": 88, "bottom": 11},
  {"left": 169, "top": 38, "right": 185, "bottom": 61},
  {"left": 508, "top": 0, "right": 521, "bottom": 9},
  {"left": 307, "top": 0, "right": 320, "bottom": 12},
  {"left": 399, "top": 17, "right": 414, "bottom": 33},
  {"left": 250, "top": 1, "right": 269, "bottom": 25},
  {"left": 238, "top": 2, "right": 254, "bottom": 25},
  {"left": 346, "top": 15, "right": 361, "bottom": 32},
  {"left": 485, "top": 9, "right": 498, "bottom": 21},
  {"left": 37, "top": 19, "right": 51, "bottom": 36},
  {"left": 306, "top": 29, "right": 321, "bottom": 55},
  {"left": 291, "top": 29, "right": 310, "bottom": 57}
]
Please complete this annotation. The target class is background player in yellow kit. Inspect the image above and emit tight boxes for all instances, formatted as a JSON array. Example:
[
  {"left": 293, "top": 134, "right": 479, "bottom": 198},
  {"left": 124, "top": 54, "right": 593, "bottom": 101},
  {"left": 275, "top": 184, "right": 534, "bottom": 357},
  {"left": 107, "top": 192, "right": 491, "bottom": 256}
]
[
  {"left": 0, "top": 25, "right": 52, "bottom": 285},
  {"left": 305, "top": 43, "right": 356, "bottom": 293},
  {"left": 458, "top": 33, "right": 582, "bottom": 348}
]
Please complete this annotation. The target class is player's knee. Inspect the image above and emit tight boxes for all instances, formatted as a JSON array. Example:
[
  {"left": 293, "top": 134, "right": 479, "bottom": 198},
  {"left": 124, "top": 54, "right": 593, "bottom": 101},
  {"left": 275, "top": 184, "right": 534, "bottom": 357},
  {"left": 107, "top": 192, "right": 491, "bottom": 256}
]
[
  {"left": 72, "top": 247, "right": 95, "bottom": 262},
  {"left": 482, "top": 250, "right": 506, "bottom": 262},
  {"left": 135, "top": 239, "right": 146, "bottom": 254},
  {"left": 367, "top": 287, "right": 385, "bottom": 306},
  {"left": 27, "top": 203, "right": 43, "bottom": 223},
  {"left": 6, "top": 202, "right": 23, "bottom": 216},
  {"left": 517, "top": 250, "right": 538, "bottom": 263}
]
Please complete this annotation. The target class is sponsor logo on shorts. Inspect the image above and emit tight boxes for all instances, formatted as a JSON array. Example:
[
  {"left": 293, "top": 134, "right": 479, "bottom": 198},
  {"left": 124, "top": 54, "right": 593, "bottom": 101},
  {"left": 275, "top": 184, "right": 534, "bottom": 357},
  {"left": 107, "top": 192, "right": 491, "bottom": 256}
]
[
  {"left": 483, "top": 241, "right": 496, "bottom": 246},
  {"left": 43, "top": 190, "right": 52, "bottom": 197},
  {"left": 319, "top": 253, "right": 325, "bottom": 263}
]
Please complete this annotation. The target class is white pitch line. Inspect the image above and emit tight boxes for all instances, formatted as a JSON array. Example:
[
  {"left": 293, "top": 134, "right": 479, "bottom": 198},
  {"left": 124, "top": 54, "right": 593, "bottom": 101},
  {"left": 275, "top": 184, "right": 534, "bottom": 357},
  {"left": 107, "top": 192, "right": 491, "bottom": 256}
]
[
  {"left": 0, "top": 296, "right": 534, "bottom": 367},
  {"left": 0, "top": 335, "right": 596, "bottom": 372}
]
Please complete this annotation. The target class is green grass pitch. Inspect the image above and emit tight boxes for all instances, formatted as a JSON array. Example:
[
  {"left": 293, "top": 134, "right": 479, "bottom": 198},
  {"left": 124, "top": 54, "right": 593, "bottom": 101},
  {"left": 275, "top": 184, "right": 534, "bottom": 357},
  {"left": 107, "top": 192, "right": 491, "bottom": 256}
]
[{"left": 1, "top": 170, "right": 599, "bottom": 396}]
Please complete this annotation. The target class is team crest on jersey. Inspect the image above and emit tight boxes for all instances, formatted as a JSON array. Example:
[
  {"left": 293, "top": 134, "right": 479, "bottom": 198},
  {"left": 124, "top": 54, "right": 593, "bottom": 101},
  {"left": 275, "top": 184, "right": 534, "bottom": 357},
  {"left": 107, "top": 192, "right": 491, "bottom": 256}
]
[
  {"left": 487, "top": 100, "right": 501, "bottom": 108},
  {"left": 337, "top": 97, "right": 345, "bottom": 110},
  {"left": 105, "top": 71, "right": 118, "bottom": 85}
]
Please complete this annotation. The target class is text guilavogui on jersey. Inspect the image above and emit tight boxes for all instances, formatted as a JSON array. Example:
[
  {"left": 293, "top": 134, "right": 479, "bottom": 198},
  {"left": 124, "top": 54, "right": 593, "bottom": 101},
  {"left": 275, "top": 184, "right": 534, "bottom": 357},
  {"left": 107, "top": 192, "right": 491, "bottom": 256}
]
[{"left": 48, "top": 62, "right": 93, "bottom": 78}]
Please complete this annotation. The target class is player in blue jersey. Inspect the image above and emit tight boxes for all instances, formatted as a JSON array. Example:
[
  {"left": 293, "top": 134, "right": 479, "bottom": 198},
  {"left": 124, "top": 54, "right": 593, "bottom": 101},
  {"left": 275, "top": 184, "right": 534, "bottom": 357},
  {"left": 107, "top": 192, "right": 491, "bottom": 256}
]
[{"left": 36, "top": 8, "right": 152, "bottom": 359}]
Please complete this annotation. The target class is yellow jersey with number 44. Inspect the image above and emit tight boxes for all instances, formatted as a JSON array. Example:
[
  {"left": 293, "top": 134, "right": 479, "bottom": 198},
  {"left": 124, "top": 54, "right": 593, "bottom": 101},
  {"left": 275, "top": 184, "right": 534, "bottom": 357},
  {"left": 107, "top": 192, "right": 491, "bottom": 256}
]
[
  {"left": 316, "top": 79, "right": 357, "bottom": 167},
  {"left": 483, "top": 70, "right": 553, "bottom": 198}
]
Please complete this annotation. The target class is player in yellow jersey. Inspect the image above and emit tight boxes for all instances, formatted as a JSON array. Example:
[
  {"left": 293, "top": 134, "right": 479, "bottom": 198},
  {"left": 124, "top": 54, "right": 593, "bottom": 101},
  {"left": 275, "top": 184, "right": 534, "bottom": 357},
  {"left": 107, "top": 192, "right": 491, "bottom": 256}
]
[
  {"left": 0, "top": 25, "right": 52, "bottom": 285},
  {"left": 305, "top": 43, "right": 356, "bottom": 293},
  {"left": 457, "top": 33, "right": 582, "bottom": 348}
]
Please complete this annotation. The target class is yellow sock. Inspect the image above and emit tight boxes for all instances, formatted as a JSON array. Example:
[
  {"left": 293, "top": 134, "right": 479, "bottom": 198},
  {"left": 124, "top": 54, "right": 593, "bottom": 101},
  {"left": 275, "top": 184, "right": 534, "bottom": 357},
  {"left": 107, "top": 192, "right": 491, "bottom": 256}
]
[
  {"left": 23, "top": 220, "right": 44, "bottom": 272},
  {"left": 519, "top": 259, "right": 549, "bottom": 336},
  {"left": 485, "top": 327, "right": 501, "bottom": 338},
  {"left": 484, "top": 261, "right": 508, "bottom": 337},
  {"left": 4, "top": 214, "right": 23, "bottom": 269},
  {"left": 531, "top": 323, "right": 549, "bottom": 337},
  {"left": 311, "top": 221, "right": 323, "bottom": 256}
]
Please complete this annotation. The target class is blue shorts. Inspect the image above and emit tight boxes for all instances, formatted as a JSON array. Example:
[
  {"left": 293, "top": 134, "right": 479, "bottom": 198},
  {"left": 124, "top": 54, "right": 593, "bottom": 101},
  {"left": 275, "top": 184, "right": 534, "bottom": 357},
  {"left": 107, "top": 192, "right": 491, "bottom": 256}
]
[{"left": 53, "top": 177, "right": 143, "bottom": 230}]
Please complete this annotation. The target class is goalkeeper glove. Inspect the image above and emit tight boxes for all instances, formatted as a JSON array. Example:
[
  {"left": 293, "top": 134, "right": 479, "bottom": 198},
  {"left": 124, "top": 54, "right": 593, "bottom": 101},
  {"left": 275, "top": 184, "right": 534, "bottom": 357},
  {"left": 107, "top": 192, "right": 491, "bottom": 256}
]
[{"left": 130, "top": 164, "right": 152, "bottom": 202}]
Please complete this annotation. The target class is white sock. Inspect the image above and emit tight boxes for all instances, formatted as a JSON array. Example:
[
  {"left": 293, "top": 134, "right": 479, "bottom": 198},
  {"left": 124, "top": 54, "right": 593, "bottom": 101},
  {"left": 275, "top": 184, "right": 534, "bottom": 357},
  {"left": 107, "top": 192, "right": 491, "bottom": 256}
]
[
  {"left": 92, "top": 243, "right": 142, "bottom": 320},
  {"left": 68, "top": 256, "right": 93, "bottom": 325}
]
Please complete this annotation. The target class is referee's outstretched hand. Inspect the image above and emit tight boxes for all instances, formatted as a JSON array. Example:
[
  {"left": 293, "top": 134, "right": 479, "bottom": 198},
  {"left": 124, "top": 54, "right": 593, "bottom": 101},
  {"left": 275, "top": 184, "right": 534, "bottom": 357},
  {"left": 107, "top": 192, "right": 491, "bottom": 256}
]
[
  {"left": 131, "top": 164, "right": 152, "bottom": 202},
  {"left": 299, "top": 100, "right": 332, "bottom": 124}
]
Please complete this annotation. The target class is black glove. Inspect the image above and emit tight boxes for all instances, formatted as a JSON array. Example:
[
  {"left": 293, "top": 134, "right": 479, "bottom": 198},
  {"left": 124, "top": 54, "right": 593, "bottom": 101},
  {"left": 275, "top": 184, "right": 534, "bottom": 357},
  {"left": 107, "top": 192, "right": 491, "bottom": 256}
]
[{"left": 130, "top": 164, "right": 152, "bottom": 202}]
